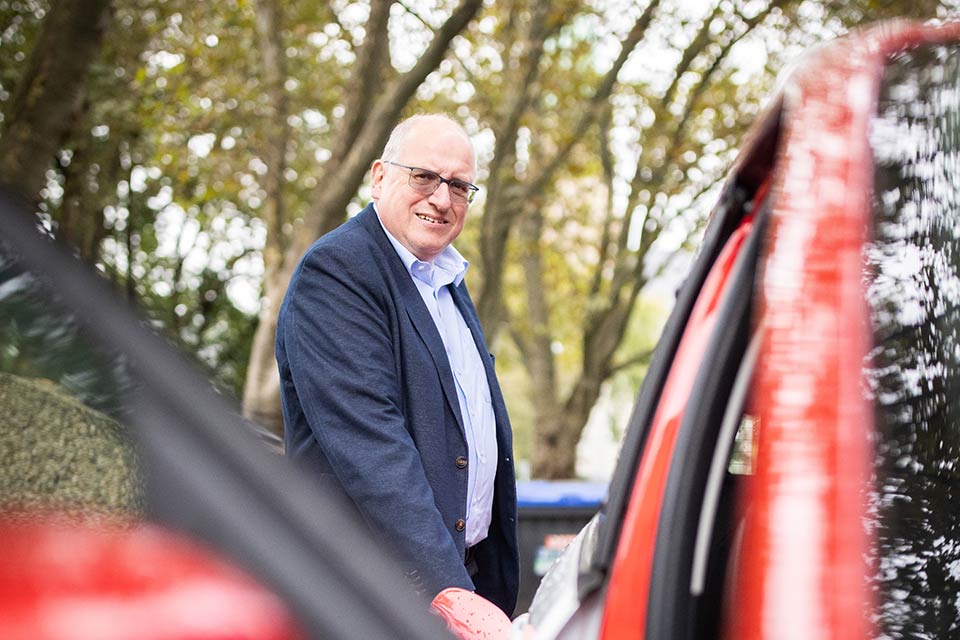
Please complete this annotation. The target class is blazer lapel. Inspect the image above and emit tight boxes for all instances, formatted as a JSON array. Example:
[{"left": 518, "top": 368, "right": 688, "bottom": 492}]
[{"left": 356, "top": 206, "right": 466, "bottom": 437}]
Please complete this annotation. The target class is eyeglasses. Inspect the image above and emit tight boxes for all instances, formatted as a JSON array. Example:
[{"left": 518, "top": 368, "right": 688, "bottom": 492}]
[{"left": 383, "top": 161, "right": 479, "bottom": 205}]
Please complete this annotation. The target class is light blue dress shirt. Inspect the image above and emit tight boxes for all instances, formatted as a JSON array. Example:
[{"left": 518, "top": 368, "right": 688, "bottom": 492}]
[{"left": 376, "top": 211, "right": 497, "bottom": 547}]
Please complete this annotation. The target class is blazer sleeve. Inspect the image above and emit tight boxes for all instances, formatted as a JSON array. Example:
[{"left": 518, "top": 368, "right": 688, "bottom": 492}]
[{"left": 281, "top": 239, "right": 474, "bottom": 597}]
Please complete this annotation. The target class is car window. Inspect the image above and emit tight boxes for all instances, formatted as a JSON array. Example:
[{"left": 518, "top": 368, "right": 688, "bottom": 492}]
[
  {"left": 727, "top": 414, "right": 759, "bottom": 476},
  {"left": 864, "top": 40, "right": 960, "bottom": 640}
]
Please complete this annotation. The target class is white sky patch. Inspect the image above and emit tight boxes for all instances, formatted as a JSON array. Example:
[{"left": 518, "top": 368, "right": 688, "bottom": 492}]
[
  {"left": 154, "top": 204, "right": 187, "bottom": 257},
  {"left": 148, "top": 50, "right": 184, "bottom": 72},
  {"left": 728, "top": 36, "right": 769, "bottom": 84},
  {"left": 130, "top": 166, "right": 149, "bottom": 193},
  {"left": 227, "top": 230, "right": 266, "bottom": 316},
  {"left": 301, "top": 109, "right": 327, "bottom": 131},
  {"left": 147, "top": 185, "right": 173, "bottom": 211},
  {"left": 188, "top": 133, "right": 217, "bottom": 158}
]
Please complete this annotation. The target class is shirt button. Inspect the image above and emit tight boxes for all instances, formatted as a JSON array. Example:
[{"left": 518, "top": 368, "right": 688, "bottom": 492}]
[
  {"left": 455, "top": 519, "right": 466, "bottom": 532},
  {"left": 455, "top": 456, "right": 468, "bottom": 469}
]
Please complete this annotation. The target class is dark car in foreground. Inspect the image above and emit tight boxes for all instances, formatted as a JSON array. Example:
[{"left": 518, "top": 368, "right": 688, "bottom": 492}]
[
  {"left": 0, "top": 188, "right": 457, "bottom": 638},
  {"left": 512, "top": 19, "right": 960, "bottom": 640}
]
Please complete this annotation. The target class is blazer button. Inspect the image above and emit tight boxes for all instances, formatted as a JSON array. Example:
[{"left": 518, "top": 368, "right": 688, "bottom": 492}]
[
  {"left": 455, "top": 518, "right": 466, "bottom": 532},
  {"left": 455, "top": 456, "right": 468, "bottom": 469}
]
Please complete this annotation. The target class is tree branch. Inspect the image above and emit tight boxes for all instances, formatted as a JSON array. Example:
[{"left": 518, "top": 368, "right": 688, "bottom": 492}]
[
  {"left": 0, "top": 0, "right": 113, "bottom": 205},
  {"left": 609, "top": 347, "right": 655, "bottom": 375},
  {"left": 524, "top": 0, "right": 662, "bottom": 199},
  {"left": 288, "top": 0, "right": 485, "bottom": 260},
  {"left": 589, "top": 105, "right": 618, "bottom": 299},
  {"left": 330, "top": 0, "right": 392, "bottom": 163}
]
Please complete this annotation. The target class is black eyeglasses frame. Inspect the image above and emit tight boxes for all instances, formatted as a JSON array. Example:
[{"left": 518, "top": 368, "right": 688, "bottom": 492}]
[{"left": 382, "top": 160, "right": 479, "bottom": 204}]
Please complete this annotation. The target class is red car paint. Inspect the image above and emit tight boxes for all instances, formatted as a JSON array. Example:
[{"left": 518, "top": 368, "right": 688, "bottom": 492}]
[
  {"left": 600, "top": 212, "right": 756, "bottom": 639},
  {"left": 732, "top": 20, "right": 960, "bottom": 640},
  {"left": 0, "top": 518, "right": 301, "bottom": 640}
]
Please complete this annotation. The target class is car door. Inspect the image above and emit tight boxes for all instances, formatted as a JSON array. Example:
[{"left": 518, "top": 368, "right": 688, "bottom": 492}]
[
  {"left": 645, "top": 20, "right": 960, "bottom": 640},
  {"left": 725, "top": 21, "right": 960, "bottom": 640}
]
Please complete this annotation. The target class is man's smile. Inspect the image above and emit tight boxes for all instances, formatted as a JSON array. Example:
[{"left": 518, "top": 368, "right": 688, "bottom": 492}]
[{"left": 416, "top": 213, "right": 448, "bottom": 225}]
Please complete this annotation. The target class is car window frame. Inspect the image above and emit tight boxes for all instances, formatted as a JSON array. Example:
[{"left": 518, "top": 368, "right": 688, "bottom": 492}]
[
  {"left": 644, "top": 200, "right": 770, "bottom": 640},
  {"left": 0, "top": 190, "right": 452, "bottom": 640}
]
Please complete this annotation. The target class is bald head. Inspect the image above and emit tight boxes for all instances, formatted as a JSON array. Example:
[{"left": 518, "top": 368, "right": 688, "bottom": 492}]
[
  {"left": 370, "top": 113, "right": 477, "bottom": 262},
  {"left": 381, "top": 114, "right": 477, "bottom": 174}
]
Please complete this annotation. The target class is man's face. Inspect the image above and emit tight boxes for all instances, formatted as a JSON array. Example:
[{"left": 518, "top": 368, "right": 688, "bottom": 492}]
[{"left": 371, "top": 120, "right": 475, "bottom": 262}]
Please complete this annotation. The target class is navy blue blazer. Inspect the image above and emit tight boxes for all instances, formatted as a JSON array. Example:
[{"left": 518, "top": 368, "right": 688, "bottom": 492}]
[{"left": 276, "top": 204, "right": 519, "bottom": 615}]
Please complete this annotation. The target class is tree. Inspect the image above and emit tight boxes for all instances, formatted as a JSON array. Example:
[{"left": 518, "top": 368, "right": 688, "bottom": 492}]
[
  {"left": 242, "top": 0, "right": 487, "bottom": 433},
  {"left": 0, "top": 0, "right": 112, "bottom": 207},
  {"left": 454, "top": 0, "right": 787, "bottom": 477},
  {"left": 458, "top": 0, "right": 952, "bottom": 477},
  {"left": 4, "top": 0, "right": 955, "bottom": 477}
]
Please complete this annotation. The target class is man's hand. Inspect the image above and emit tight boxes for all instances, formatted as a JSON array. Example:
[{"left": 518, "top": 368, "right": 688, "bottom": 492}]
[{"left": 430, "top": 588, "right": 511, "bottom": 639}]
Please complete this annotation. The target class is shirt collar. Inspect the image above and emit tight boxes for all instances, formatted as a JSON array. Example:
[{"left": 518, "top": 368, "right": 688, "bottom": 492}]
[{"left": 373, "top": 203, "right": 469, "bottom": 288}]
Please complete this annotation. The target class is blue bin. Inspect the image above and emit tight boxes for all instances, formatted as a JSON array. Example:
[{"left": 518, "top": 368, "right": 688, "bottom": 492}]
[{"left": 515, "top": 480, "right": 607, "bottom": 614}]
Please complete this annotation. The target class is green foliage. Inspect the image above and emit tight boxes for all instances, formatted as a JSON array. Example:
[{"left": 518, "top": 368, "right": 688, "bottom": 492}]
[
  {"left": 0, "top": 371, "right": 142, "bottom": 517},
  {"left": 3, "top": 0, "right": 956, "bottom": 473},
  {"left": 0, "top": 0, "right": 47, "bottom": 124}
]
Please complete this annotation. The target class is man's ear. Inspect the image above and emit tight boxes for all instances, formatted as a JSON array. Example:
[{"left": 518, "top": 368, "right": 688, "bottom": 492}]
[{"left": 370, "top": 160, "right": 385, "bottom": 199}]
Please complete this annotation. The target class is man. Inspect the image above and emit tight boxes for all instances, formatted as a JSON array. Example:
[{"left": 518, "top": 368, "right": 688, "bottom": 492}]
[{"left": 275, "top": 114, "right": 519, "bottom": 616}]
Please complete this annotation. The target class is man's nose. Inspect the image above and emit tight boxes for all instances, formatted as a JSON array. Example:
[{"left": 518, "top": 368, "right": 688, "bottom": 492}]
[{"left": 428, "top": 181, "right": 453, "bottom": 208}]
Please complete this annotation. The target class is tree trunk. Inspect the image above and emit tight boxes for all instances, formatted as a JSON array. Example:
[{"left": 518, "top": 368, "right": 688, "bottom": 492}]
[
  {"left": 531, "top": 412, "right": 580, "bottom": 480},
  {"left": 242, "top": 0, "right": 292, "bottom": 435},
  {"left": 517, "top": 202, "right": 636, "bottom": 479},
  {"left": 59, "top": 143, "right": 109, "bottom": 262},
  {"left": 241, "top": 0, "right": 485, "bottom": 435},
  {"left": 515, "top": 205, "right": 573, "bottom": 478},
  {"left": 0, "top": 0, "right": 112, "bottom": 206},
  {"left": 476, "top": 1, "right": 554, "bottom": 332}
]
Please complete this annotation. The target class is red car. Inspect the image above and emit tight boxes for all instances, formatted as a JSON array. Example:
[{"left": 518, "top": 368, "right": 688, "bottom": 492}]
[{"left": 513, "top": 19, "right": 960, "bottom": 640}]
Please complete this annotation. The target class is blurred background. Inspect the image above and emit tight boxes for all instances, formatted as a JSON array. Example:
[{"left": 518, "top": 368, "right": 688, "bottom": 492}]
[{"left": 1, "top": 0, "right": 956, "bottom": 481}]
